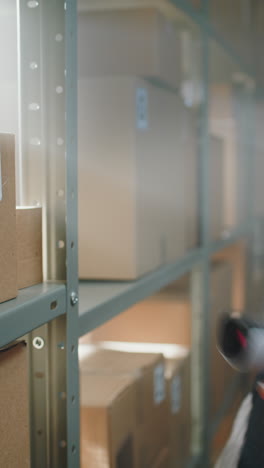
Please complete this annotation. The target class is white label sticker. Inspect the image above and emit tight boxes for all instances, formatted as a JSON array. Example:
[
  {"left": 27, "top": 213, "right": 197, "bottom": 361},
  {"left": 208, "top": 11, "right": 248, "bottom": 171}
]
[
  {"left": 171, "top": 376, "right": 181, "bottom": 414},
  {"left": 154, "top": 364, "right": 165, "bottom": 404},
  {"left": 0, "top": 153, "right": 2, "bottom": 201},
  {"left": 136, "top": 88, "right": 148, "bottom": 130}
]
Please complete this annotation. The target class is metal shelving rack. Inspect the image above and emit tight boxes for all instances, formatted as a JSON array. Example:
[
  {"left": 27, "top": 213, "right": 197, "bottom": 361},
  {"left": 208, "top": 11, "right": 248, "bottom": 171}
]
[{"left": 1, "top": 0, "right": 261, "bottom": 467}]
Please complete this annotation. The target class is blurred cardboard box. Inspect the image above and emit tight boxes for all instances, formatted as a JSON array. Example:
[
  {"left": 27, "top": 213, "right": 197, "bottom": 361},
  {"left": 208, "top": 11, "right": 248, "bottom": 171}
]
[
  {"left": 80, "top": 373, "right": 138, "bottom": 468},
  {"left": 209, "top": 135, "right": 224, "bottom": 241},
  {"left": 16, "top": 207, "right": 42, "bottom": 289},
  {"left": 0, "top": 133, "right": 17, "bottom": 303},
  {"left": 0, "top": 341, "right": 30, "bottom": 467},
  {"left": 78, "top": 76, "right": 197, "bottom": 280},
  {"left": 78, "top": 8, "right": 181, "bottom": 89},
  {"left": 79, "top": 344, "right": 167, "bottom": 465},
  {"left": 83, "top": 283, "right": 192, "bottom": 347}
]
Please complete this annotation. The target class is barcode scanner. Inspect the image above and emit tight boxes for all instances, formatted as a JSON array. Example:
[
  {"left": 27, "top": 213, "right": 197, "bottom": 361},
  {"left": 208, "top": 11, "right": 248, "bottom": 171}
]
[{"left": 217, "top": 314, "right": 264, "bottom": 372}]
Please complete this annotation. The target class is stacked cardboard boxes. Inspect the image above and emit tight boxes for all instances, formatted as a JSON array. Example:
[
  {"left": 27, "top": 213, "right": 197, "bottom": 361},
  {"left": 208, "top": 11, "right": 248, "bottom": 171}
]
[
  {"left": 78, "top": 7, "right": 199, "bottom": 280},
  {"left": 81, "top": 261, "right": 233, "bottom": 428},
  {"left": 80, "top": 346, "right": 168, "bottom": 467},
  {"left": 0, "top": 133, "right": 43, "bottom": 303},
  {"left": 79, "top": 343, "right": 191, "bottom": 468}
]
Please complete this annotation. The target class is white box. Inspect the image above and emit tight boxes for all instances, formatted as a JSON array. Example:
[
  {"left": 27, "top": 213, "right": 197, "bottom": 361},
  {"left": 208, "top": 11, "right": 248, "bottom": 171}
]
[
  {"left": 78, "top": 76, "right": 192, "bottom": 280},
  {"left": 78, "top": 8, "right": 181, "bottom": 89}
]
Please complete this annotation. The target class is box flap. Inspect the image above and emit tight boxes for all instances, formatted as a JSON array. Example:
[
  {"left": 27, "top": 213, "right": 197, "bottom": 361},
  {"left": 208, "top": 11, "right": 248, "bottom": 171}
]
[
  {"left": 80, "top": 346, "right": 163, "bottom": 374},
  {"left": 80, "top": 373, "right": 134, "bottom": 407}
]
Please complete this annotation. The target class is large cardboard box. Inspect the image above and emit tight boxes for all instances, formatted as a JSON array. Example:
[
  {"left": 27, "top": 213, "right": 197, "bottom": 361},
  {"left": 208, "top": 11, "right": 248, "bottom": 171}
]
[
  {"left": 165, "top": 355, "right": 191, "bottom": 468},
  {"left": 80, "top": 373, "right": 138, "bottom": 468},
  {"left": 84, "top": 283, "right": 192, "bottom": 347},
  {"left": 209, "top": 261, "right": 234, "bottom": 418},
  {"left": 78, "top": 76, "right": 197, "bottom": 279},
  {"left": 78, "top": 8, "right": 181, "bottom": 88},
  {"left": 16, "top": 207, "right": 42, "bottom": 289},
  {"left": 209, "top": 135, "right": 224, "bottom": 241},
  {"left": 0, "top": 133, "right": 17, "bottom": 303},
  {"left": 0, "top": 341, "right": 30, "bottom": 468},
  {"left": 79, "top": 345, "right": 168, "bottom": 466}
]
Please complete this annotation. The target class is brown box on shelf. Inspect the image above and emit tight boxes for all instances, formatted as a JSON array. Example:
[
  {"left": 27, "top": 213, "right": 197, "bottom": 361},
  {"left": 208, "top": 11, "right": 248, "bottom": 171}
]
[
  {"left": 16, "top": 207, "right": 42, "bottom": 289},
  {"left": 79, "top": 345, "right": 168, "bottom": 466},
  {"left": 78, "top": 8, "right": 182, "bottom": 88},
  {"left": 0, "top": 133, "right": 17, "bottom": 303},
  {"left": 209, "top": 261, "right": 234, "bottom": 418},
  {"left": 80, "top": 373, "right": 138, "bottom": 468},
  {"left": 165, "top": 354, "right": 191, "bottom": 468},
  {"left": 85, "top": 283, "right": 192, "bottom": 347},
  {"left": 78, "top": 76, "right": 194, "bottom": 280},
  {"left": 209, "top": 134, "right": 224, "bottom": 241},
  {"left": 0, "top": 341, "right": 30, "bottom": 468}
]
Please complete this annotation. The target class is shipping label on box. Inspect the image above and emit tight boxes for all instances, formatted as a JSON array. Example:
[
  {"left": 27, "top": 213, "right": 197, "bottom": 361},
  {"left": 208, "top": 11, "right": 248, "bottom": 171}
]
[
  {"left": 154, "top": 363, "right": 165, "bottom": 404},
  {"left": 171, "top": 374, "right": 182, "bottom": 414}
]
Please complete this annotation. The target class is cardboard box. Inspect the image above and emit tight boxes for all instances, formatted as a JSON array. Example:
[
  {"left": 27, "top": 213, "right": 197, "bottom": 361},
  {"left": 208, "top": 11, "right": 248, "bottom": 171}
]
[
  {"left": 0, "top": 341, "right": 30, "bottom": 467},
  {"left": 16, "top": 207, "right": 42, "bottom": 289},
  {"left": 209, "top": 135, "right": 224, "bottom": 241},
  {"left": 0, "top": 133, "right": 17, "bottom": 303},
  {"left": 78, "top": 8, "right": 181, "bottom": 88},
  {"left": 79, "top": 345, "right": 168, "bottom": 465},
  {"left": 80, "top": 373, "right": 138, "bottom": 468},
  {"left": 84, "top": 282, "right": 192, "bottom": 347},
  {"left": 78, "top": 76, "right": 197, "bottom": 279},
  {"left": 209, "top": 261, "right": 234, "bottom": 418},
  {"left": 165, "top": 355, "right": 191, "bottom": 468}
]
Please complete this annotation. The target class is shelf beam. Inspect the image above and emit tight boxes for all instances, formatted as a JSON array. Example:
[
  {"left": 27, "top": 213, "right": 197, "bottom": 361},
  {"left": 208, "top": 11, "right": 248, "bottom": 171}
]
[
  {"left": 79, "top": 248, "right": 202, "bottom": 336},
  {"left": 0, "top": 283, "right": 66, "bottom": 348}
]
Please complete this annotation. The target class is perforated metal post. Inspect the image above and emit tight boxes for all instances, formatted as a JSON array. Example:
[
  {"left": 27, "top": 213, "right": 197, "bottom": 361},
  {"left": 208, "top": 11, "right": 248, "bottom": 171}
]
[{"left": 18, "top": 0, "right": 79, "bottom": 466}]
